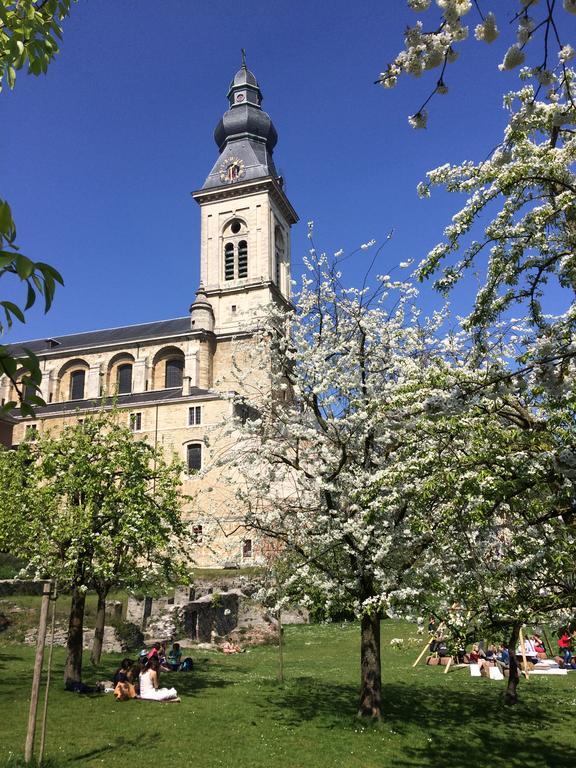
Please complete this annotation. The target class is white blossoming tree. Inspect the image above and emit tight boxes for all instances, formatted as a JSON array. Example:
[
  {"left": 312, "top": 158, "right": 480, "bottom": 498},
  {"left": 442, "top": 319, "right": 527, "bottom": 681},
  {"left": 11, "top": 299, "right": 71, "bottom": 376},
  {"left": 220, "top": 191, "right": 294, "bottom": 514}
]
[
  {"left": 378, "top": 1, "right": 575, "bottom": 370},
  {"left": 384, "top": 368, "right": 576, "bottom": 703},
  {"left": 218, "top": 247, "right": 499, "bottom": 719},
  {"left": 0, "top": 410, "right": 191, "bottom": 683}
]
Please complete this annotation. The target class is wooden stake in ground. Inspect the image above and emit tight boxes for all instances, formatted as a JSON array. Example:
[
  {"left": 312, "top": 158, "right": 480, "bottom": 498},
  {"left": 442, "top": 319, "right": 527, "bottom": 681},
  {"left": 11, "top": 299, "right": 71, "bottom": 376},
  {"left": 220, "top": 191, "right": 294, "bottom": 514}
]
[
  {"left": 518, "top": 627, "right": 530, "bottom": 682},
  {"left": 25, "top": 580, "right": 52, "bottom": 764},
  {"left": 39, "top": 580, "right": 58, "bottom": 765},
  {"left": 443, "top": 655, "right": 453, "bottom": 674},
  {"left": 277, "top": 609, "right": 284, "bottom": 683}
]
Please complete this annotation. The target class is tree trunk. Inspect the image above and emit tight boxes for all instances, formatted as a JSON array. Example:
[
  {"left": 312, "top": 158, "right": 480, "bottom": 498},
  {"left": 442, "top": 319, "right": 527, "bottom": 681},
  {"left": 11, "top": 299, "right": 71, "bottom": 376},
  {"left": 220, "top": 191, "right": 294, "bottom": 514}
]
[
  {"left": 64, "top": 586, "right": 86, "bottom": 686},
  {"left": 504, "top": 623, "right": 521, "bottom": 705},
  {"left": 358, "top": 612, "right": 382, "bottom": 719},
  {"left": 90, "top": 588, "right": 108, "bottom": 666}
]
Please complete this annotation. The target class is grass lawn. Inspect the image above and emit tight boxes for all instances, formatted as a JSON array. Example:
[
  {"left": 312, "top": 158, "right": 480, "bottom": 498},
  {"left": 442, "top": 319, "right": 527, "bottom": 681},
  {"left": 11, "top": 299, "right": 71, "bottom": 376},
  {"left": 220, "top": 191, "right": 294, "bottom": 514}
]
[{"left": 1, "top": 620, "right": 575, "bottom": 768}]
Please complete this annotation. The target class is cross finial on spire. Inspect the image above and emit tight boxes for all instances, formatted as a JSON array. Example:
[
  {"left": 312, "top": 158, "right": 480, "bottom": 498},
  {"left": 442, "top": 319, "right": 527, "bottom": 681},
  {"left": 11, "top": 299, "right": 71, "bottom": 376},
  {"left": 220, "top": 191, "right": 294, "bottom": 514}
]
[{"left": 241, "top": 48, "right": 247, "bottom": 68}]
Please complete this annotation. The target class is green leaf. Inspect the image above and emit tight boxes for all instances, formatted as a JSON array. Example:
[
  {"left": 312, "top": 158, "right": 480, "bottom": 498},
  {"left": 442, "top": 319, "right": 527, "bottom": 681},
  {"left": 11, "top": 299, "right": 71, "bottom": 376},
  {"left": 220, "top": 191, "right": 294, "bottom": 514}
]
[
  {"left": 1, "top": 301, "right": 26, "bottom": 323},
  {"left": 7, "top": 66, "right": 16, "bottom": 89},
  {"left": 25, "top": 281, "right": 36, "bottom": 310},
  {"left": 0, "top": 202, "right": 13, "bottom": 234},
  {"left": 15, "top": 254, "right": 34, "bottom": 279}
]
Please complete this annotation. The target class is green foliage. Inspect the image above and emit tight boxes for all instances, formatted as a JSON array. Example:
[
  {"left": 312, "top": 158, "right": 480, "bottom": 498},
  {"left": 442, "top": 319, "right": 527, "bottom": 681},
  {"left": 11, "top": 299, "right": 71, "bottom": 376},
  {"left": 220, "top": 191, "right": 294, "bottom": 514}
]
[
  {"left": 0, "top": 1, "right": 74, "bottom": 92},
  {"left": 0, "top": 409, "right": 193, "bottom": 592},
  {"left": 0, "top": 198, "right": 64, "bottom": 415},
  {"left": 112, "top": 620, "right": 144, "bottom": 653},
  {"left": 0, "top": 2, "right": 72, "bottom": 414}
]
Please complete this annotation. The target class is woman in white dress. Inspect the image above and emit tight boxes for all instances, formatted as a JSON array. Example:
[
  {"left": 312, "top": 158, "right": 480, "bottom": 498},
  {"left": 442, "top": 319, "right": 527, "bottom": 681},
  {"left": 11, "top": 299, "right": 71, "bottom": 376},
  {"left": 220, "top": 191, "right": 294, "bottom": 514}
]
[{"left": 139, "top": 657, "right": 180, "bottom": 702}]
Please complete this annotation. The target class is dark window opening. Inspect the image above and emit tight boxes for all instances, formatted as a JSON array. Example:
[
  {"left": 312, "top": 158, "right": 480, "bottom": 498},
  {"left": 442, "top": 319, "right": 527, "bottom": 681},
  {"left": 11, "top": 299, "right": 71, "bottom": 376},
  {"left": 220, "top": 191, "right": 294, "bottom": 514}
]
[
  {"left": 230, "top": 219, "right": 241, "bottom": 234},
  {"left": 187, "top": 443, "right": 202, "bottom": 472},
  {"left": 242, "top": 539, "right": 252, "bottom": 558},
  {"left": 192, "top": 524, "right": 203, "bottom": 543},
  {"left": 70, "top": 370, "right": 86, "bottom": 401},
  {"left": 238, "top": 240, "right": 248, "bottom": 278},
  {"left": 225, "top": 243, "right": 235, "bottom": 281},
  {"left": 165, "top": 358, "right": 184, "bottom": 388},
  {"left": 117, "top": 364, "right": 133, "bottom": 394},
  {"left": 130, "top": 412, "right": 142, "bottom": 431},
  {"left": 25, "top": 424, "right": 37, "bottom": 440}
]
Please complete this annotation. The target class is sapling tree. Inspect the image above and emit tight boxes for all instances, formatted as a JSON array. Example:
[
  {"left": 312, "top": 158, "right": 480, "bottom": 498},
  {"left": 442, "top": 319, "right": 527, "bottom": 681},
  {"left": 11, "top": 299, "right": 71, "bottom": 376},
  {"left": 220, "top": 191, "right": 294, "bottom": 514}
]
[{"left": 0, "top": 410, "right": 191, "bottom": 682}]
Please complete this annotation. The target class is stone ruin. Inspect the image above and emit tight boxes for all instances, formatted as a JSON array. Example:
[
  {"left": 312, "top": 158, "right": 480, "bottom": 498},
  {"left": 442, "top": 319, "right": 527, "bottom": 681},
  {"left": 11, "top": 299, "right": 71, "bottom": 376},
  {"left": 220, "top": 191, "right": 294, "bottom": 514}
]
[
  {"left": 17, "top": 576, "right": 309, "bottom": 653},
  {"left": 128, "top": 577, "right": 309, "bottom": 649}
]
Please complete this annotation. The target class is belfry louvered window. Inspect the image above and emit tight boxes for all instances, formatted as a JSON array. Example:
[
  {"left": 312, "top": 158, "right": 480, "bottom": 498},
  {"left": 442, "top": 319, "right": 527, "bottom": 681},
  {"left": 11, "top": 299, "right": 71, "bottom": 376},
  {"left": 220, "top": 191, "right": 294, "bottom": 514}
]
[
  {"left": 238, "top": 240, "right": 248, "bottom": 278},
  {"left": 224, "top": 240, "right": 248, "bottom": 280},
  {"left": 224, "top": 243, "right": 235, "bottom": 281}
]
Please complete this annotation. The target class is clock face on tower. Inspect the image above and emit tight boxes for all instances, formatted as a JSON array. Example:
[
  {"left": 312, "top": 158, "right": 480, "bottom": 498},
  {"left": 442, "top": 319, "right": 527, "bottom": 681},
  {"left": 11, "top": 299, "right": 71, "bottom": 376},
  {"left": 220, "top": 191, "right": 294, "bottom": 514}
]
[{"left": 220, "top": 157, "right": 246, "bottom": 184}]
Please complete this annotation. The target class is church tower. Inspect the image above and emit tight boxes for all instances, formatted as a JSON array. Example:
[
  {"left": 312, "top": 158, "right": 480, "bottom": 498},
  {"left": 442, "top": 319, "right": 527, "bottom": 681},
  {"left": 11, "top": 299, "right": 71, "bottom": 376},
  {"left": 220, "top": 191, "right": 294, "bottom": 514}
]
[{"left": 191, "top": 59, "right": 298, "bottom": 337}]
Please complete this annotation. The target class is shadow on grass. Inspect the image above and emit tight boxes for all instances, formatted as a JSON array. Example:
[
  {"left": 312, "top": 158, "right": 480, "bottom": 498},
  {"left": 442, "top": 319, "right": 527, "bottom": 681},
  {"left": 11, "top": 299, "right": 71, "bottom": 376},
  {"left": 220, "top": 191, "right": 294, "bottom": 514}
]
[
  {"left": 262, "top": 677, "right": 573, "bottom": 768},
  {"left": 66, "top": 731, "right": 160, "bottom": 764}
]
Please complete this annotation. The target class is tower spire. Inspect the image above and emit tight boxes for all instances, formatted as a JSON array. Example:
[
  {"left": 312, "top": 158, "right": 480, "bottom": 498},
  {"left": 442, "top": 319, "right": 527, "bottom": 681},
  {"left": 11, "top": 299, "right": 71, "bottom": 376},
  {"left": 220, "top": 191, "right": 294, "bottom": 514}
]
[{"left": 241, "top": 48, "right": 247, "bottom": 69}]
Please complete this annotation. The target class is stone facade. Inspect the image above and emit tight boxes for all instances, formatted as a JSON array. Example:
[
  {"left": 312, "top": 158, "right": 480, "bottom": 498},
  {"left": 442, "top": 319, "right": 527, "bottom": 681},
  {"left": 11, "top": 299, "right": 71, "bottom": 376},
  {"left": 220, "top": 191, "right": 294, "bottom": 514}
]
[{"left": 2, "top": 64, "right": 297, "bottom": 569}]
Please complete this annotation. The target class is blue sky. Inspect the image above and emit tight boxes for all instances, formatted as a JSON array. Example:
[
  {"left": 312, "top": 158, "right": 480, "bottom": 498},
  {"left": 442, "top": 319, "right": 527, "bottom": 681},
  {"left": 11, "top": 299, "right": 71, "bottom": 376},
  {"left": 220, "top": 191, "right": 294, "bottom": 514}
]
[{"left": 3, "top": 0, "right": 574, "bottom": 342}]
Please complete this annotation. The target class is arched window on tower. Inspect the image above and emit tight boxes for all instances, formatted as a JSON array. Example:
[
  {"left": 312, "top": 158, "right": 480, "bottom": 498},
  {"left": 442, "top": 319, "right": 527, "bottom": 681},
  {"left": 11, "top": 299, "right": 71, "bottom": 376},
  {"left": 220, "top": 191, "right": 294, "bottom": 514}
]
[
  {"left": 224, "top": 242, "right": 235, "bottom": 281},
  {"left": 275, "top": 227, "right": 285, "bottom": 289},
  {"left": 238, "top": 240, "right": 248, "bottom": 279},
  {"left": 117, "top": 364, "right": 133, "bottom": 394}
]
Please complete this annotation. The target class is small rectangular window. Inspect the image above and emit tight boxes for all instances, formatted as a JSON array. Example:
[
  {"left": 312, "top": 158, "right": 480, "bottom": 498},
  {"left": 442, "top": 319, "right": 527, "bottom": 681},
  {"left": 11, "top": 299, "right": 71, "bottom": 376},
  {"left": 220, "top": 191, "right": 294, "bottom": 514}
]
[
  {"left": 192, "top": 524, "right": 203, "bottom": 544},
  {"left": 188, "top": 406, "right": 202, "bottom": 426},
  {"left": 25, "top": 424, "right": 37, "bottom": 440},
  {"left": 242, "top": 539, "right": 252, "bottom": 559},
  {"left": 130, "top": 412, "right": 142, "bottom": 431}
]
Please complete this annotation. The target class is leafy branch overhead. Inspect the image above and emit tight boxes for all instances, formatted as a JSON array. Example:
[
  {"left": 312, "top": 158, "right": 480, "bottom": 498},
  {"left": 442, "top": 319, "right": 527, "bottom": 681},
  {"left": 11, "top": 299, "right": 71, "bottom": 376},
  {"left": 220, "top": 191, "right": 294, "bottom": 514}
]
[
  {"left": 0, "top": 0, "right": 73, "bottom": 91},
  {"left": 0, "top": 198, "right": 63, "bottom": 415},
  {"left": 378, "top": 2, "right": 576, "bottom": 360}
]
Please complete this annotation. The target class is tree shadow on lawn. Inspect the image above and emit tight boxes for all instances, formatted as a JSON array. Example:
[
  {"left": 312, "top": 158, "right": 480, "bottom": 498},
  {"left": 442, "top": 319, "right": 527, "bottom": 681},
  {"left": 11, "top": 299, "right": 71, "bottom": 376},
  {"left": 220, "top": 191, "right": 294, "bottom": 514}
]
[
  {"left": 66, "top": 731, "right": 160, "bottom": 764},
  {"left": 262, "top": 677, "right": 573, "bottom": 768}
]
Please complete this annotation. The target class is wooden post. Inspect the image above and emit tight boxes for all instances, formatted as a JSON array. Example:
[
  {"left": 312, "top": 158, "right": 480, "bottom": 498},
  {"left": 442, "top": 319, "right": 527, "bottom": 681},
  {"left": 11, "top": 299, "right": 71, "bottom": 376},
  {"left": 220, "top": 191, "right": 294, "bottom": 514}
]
[
  {"left": 412, "top": 637, "right": 432, "bottom": 668},
  {"left": 444, "top": 655, "right": 453, "bottom": 674},
  {"left": 277, "top": 609, "right": 284, "bottom": 683},
  {"left": 542, "top": 628, "right": 554, "bottom": 658},
  {"left": 519, "top": 627, "right": 529, "bottom": 681},
  {"left": 38, "top": 581, "right": 57, "bottom": 765},
  {"left": 24, "top": 580, "right": 51, "bottom": 764}
]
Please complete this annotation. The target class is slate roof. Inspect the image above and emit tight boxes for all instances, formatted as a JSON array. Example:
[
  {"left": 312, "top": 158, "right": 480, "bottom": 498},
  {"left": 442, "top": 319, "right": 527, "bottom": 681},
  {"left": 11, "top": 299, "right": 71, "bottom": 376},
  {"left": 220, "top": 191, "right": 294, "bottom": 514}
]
[{"left": 9, "top": 317, "right": 192, "bottom": 357}]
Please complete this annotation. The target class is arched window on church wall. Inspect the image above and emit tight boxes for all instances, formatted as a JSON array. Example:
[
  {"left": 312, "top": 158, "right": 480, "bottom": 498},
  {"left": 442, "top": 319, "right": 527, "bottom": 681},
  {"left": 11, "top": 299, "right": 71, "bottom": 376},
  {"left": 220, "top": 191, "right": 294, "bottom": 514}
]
[
  {"left": 151, "top": 346, "right": 185, "bottom": 390},
  {"left": 56, "top": 359, "right": 90, "bottom": 402},
  {"left": 106, "top": 354, "right": 136, "bottom": 396}
]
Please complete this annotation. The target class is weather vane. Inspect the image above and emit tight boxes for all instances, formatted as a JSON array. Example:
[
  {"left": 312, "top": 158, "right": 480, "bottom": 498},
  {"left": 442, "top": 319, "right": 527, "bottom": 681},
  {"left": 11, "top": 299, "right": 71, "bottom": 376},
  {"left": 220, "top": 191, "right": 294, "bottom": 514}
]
[{"left": 241, "top": 48, "right": 247, "bottom": 68}]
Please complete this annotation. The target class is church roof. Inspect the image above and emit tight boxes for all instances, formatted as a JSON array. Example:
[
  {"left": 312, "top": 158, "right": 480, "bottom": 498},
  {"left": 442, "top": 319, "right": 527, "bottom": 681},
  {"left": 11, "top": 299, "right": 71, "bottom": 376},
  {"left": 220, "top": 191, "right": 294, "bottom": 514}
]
[{"left": 9, "top": 316, "right": 193, "bottom": 357}]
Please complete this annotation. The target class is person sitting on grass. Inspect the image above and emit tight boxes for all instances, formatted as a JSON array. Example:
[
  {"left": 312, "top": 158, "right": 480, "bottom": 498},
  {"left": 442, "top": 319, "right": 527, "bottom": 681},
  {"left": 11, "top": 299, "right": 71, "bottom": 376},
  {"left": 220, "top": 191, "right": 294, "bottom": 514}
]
[
  {"left": 139, "top": 657, "right": 180, "bottom": 702},
  {"left": 167, "top": 642, "right": 183, "bottom": 671}
]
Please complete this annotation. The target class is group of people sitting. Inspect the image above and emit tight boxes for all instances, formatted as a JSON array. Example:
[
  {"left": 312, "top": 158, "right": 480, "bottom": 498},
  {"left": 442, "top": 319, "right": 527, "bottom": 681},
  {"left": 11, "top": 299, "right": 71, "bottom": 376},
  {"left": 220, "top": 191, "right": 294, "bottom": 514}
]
[
  {"left": 429, "top": 625, "right": 576, "bottom": 672},
  {"left": 112, "top": 642, "right": 192, "bottom": 702}
]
